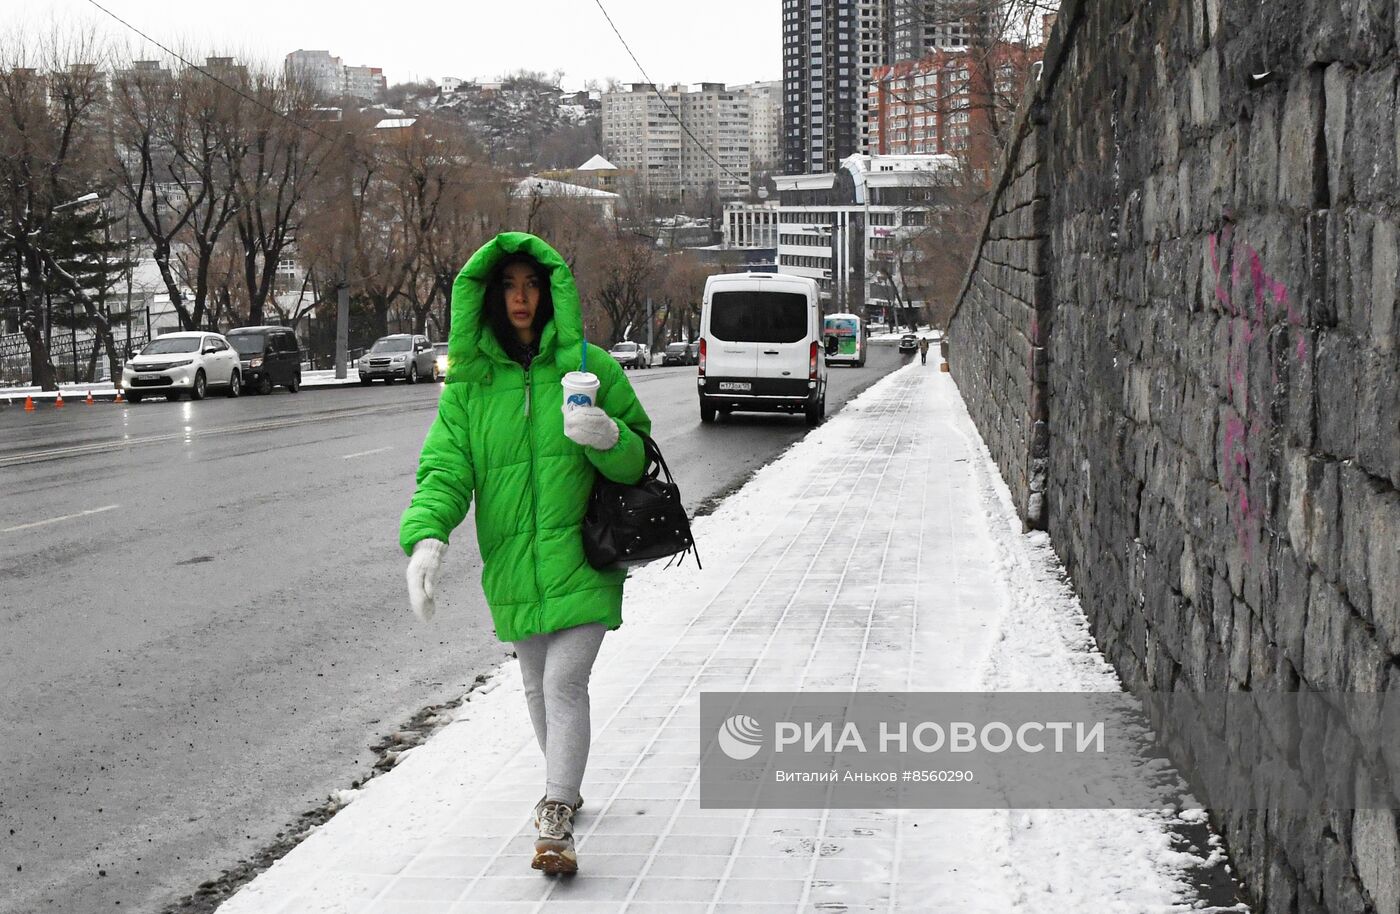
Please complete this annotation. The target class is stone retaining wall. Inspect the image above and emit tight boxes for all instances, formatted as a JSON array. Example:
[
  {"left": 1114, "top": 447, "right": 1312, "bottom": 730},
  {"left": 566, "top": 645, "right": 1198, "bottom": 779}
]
[{"left": 947, "top": 1, "right": 1399, "bottom": 910}]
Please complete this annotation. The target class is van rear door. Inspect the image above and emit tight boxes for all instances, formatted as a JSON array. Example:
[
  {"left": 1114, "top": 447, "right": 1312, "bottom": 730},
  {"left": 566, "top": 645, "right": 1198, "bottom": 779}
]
[
  {"left": 704, "top": 288, "right": 759, "bottom": 390},
  {"left": 748, "top": 288, "right": 813, "bottom": 387}
]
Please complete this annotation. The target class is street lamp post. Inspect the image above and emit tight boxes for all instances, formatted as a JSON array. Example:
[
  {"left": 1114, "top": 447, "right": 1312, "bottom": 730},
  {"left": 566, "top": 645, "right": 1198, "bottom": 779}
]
[{"left": 49, "top": 192, "right": 102, "bottom": 382}]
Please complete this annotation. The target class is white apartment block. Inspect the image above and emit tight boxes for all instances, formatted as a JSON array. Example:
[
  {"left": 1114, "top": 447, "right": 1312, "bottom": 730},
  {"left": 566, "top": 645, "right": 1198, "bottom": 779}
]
[
  {"left": 602, "top": 83, "right": 750, "bottom": 203},
  {"left": 731, "top": 81, "right": 783, "bottom": 176},
  {"left": 284, "top": 50, "right": 385, "bottom": 102},
  {"left": 342, "top": 65, "right": 387, "bottom": 102},
  {"left": 602, "top": 84, "right": 683, "bottom": 200},
  {"left": 680, "top": 84, "right": 750, "bottom": 201}
]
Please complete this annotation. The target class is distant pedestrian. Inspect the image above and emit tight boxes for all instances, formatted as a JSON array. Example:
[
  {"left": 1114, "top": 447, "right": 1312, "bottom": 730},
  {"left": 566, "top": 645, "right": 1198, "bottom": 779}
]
[
  {"left": 918, "top": 336, "right": 930, "bottom": 365},
  {"left": 400, "top": 231, "right": 652, "bottom": 876}
]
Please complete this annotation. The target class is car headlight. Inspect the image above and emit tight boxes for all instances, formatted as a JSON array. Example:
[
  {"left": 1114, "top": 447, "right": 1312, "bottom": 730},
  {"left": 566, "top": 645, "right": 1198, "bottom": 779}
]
[
  {"left": 392, "top": 355, "right": 406, "bottom": 363},
  {"left": 248, "top": 357, "right": 263, "bottom": 368},
  {"left": 169, "top": 359, "right": 193, "bottom": 368}
]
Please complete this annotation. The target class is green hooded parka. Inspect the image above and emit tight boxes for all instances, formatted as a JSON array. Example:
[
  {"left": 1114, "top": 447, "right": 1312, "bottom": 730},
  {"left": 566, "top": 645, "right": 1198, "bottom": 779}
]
[{"left": 398, "top": 233, "right": 651, "bottom": 641}]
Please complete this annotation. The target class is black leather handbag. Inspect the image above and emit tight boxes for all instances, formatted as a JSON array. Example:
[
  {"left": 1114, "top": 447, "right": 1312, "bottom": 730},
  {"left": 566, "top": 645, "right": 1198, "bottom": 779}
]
[{"left": 582, "top": 435, "right": 701, "bottom": 570}]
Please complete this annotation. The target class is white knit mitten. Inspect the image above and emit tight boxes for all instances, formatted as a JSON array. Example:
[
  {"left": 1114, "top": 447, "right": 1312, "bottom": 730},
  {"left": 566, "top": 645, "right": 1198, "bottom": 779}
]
[
  {"left": 563, "top": 406, "right": 620, "bottom": 451},
  {"left": 406, "top": 538, "right": 448, "bottom": 622}
]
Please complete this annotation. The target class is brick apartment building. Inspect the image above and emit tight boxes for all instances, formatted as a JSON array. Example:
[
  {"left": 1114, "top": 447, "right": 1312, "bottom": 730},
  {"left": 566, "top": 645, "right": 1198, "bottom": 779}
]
[{"left": 866, "top": 42, "right": 1042, "bottom": 186}]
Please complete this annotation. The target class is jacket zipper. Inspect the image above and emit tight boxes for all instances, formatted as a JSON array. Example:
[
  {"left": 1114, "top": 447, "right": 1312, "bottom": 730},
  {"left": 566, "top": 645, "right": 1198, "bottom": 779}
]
[{"left": 524, "top": 365, "right": 544, "bottom": 631}]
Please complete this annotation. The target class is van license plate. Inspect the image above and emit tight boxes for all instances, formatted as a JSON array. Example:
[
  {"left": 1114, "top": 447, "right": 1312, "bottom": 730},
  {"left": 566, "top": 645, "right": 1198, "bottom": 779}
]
[{"left": 718, "top": 381, "right": 751, "bottom": 392}]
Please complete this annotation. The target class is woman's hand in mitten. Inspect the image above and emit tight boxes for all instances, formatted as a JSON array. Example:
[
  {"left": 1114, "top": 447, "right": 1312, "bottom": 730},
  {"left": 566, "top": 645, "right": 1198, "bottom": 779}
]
[
  {"left": 564, "top": 406, "right": 620, "bottom": 451},
  {"left": 406, "top": 538, "right": 447, "bottom": 622}
]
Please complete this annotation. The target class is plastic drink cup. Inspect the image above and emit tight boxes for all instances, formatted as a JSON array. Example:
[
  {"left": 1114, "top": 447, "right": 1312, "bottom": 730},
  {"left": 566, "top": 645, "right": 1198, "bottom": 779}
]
[{"left": 561, "top": 370, "right": 600, "bottom": 414}]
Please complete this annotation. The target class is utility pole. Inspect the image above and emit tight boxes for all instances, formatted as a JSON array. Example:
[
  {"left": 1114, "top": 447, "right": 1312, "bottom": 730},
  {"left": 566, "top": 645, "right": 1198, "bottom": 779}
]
[
  {"left": 124, "top": 205, "right": 133, "bottom": 355},
  {"left": 335, "top": 131, "right": 353, "bottom": 379}
]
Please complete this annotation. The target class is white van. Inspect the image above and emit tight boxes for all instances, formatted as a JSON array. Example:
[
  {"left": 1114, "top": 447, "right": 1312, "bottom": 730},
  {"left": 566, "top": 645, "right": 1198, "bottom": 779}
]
[{"left": 697, "top": 272, "right": 827, "bottom": 426}]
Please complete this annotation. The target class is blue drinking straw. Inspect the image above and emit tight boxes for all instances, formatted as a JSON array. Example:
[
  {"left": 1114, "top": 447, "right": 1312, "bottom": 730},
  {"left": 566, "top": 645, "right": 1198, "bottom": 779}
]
[{"left": 581, "top": 339, "right": 587, "bottom": 373}]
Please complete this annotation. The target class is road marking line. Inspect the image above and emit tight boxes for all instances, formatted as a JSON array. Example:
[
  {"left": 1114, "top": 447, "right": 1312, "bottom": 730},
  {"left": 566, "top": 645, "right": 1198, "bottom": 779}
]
[
  {"left": 341, "top": 446, "right": 392, "bottom": 460},
  {"left": 3, "top": 504, "right": 120, "bottom": 533},
  {"left": 0, "top": 401, "right": 429, "bottom": 468}
]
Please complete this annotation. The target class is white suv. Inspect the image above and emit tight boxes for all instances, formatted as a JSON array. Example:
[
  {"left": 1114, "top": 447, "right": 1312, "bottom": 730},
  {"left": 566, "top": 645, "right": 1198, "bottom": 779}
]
[
  {"left": 122, "top": 331, "right": 242, "bottom": 402},
  {"left": 609, "top": 340, "right": 650, "bottom": 370}
]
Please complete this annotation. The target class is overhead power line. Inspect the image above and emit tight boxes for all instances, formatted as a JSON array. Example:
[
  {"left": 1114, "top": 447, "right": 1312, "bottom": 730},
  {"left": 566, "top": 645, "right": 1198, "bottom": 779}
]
[
  {"left": 589, "top": 0, "right": 748, "bottom": 187},
  {"left": 82, "top": 0, "right": 340, "bottom": 147},
  {"left": 79, "top": 0, "right": 494, "bottom": 190}
]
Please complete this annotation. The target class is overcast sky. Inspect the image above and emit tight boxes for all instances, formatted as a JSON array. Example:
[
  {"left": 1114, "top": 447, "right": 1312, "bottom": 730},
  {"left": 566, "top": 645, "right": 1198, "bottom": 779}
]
[{"left": 22, "top": 1, "right": 782, "bottom": 90}]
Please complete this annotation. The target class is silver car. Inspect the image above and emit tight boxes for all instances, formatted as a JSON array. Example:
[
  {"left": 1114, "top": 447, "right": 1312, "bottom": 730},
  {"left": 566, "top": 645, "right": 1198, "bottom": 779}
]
[
  {"left": 609, "top": 340, "right": 650, "bottom": 370},
  {"left": 357, "top": 334, "right": 438, "bottom": 384}
]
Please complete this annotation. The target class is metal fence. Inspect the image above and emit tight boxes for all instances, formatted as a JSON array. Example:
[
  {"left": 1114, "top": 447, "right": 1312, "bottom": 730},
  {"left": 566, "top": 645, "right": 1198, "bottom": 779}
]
[{"left": 0, "top": 325, "right": 150, "bottom": 386}]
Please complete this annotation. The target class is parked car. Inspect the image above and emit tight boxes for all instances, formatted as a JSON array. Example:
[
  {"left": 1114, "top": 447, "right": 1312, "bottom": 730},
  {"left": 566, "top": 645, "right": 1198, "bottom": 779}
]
[
  {"left": 662, "top": 342, "right": 695, "bottom": 366},
  {"left": 122, "top": 331, "right": 242, "bottom": 402},
  {"left": 226, "top": 325, "right": 302, "bottom": 395},
  {"left": 898, "top": 333, "right": 920, "bottom": 354},
  {"left": 357, "top": 333, "right": 437, "bottom": 383},
  {"left": 609, "top": 340, "right": 650, "bottom": 369},
  {"left": 432, "top": 342, "right": 449, "bottom": 381}
]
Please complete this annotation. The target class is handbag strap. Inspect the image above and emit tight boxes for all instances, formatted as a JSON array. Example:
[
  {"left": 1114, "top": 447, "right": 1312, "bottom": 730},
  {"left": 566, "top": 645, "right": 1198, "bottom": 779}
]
[
  {"left": 638, "top": 434, "right": 702, "bottom": 570},
  {"left": 641, "top": 434, "right": 673, "bottom": 484}
]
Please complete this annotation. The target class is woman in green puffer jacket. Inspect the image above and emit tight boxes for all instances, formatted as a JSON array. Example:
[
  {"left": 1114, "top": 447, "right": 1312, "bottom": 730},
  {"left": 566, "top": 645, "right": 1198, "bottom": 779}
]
[{"left": 399, "top": 232, "right": 651, "bottom": 875}]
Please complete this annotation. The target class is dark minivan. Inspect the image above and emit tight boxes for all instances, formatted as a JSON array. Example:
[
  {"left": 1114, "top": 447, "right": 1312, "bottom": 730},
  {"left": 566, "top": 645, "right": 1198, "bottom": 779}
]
[{"left": 226, "top": 326, "right": 302, "bottom": 394}]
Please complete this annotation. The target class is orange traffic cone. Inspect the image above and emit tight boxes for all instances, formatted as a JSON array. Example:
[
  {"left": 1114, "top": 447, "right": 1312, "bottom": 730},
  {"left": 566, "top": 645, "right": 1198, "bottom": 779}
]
[
  {"left": 23, "top": 395, "right": 35, "bottom": 412},
  {"left": 84, "top": 390, "right": 95, "bottom": 405},
  {"left": 54, "top": 391, "right": 65, "bottom": 409},
  {"left": 113, "top": 389, "right": 124, "bottom": 404}
]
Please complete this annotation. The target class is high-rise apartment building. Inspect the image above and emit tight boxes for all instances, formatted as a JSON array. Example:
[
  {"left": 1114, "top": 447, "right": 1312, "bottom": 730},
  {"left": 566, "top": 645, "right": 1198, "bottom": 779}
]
[
  {"left": 602, "top": 84, "right": 684, "bottom": 201},
  {"left": 602, "top": 83, "right": 750, "bottom": 203},
  {"left": 782, "top": 0, "right": 890, "bottom": 175},
  {"left": 681, "top": 84, "right": 751, "bottom": 201},
  {"left": 890, "top": 1, "right": 986, "bottom": 58},
  {"left": 732, "top": 81, "right": 783, "bottom": 176}
]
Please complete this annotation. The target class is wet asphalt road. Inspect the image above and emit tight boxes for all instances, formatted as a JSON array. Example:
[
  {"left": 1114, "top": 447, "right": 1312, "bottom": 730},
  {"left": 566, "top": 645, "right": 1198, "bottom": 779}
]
[{"left": 0, "top": 343, "right": 909, "bottom": 913}]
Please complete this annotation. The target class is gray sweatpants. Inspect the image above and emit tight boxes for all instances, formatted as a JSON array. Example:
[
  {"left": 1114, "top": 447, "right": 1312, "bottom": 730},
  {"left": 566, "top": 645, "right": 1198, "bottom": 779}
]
[{"left": 512, "top": 622, "right": 607, "bottom": 808}]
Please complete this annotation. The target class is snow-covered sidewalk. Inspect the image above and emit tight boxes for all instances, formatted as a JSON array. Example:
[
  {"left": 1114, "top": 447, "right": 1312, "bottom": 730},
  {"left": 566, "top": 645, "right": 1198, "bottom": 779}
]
[{"left": 218, "top": 362, "right": 1243, "bottom": 914}]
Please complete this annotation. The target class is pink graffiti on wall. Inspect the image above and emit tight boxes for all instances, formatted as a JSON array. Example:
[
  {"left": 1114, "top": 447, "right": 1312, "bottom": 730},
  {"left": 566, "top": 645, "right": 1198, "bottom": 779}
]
[{"left": 1206, "top": 224, "right": 1307, "bottom": 561}]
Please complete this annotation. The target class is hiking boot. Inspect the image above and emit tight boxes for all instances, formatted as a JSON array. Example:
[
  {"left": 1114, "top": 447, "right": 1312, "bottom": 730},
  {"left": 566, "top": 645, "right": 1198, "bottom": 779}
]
[
  {"left": 531, "top": 800, "right": 578, "bottom": 875},
  {"left": 532, "top": 793, "right": 583, "bottom": 830}
]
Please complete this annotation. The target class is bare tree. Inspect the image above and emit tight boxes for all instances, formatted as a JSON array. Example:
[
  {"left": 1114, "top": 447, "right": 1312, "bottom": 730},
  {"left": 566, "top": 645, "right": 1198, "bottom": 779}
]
[
  {"left": 110, "top": 54, "right": 240, "bottom": 330},
  {"left": 577, "top": 229, "right": 655, "bottom": 344},
  {"left": 420, "top": 165, "right": 512, "bottom": 339},
  {"left": 653, "top": 251, "right": 715, "bottom": 343},
  {"left": 228, "top": 68, "right": 332, "bottom": 327},
  {"left": 0, "top": 30, "right": 114, "bottom": 390}
]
